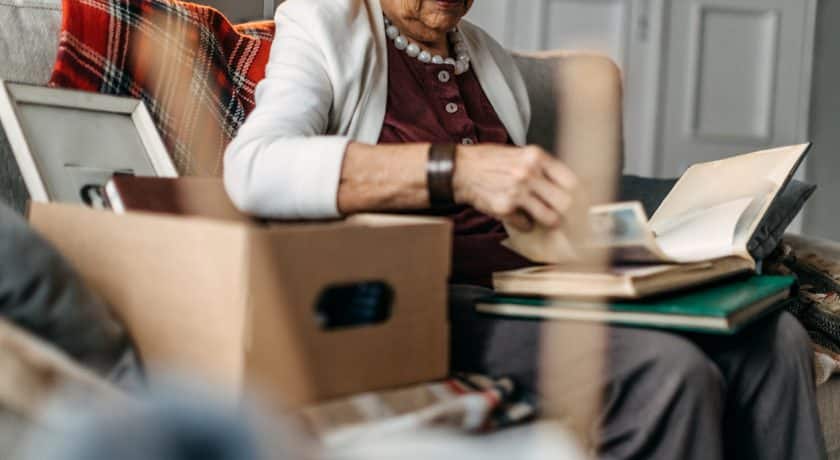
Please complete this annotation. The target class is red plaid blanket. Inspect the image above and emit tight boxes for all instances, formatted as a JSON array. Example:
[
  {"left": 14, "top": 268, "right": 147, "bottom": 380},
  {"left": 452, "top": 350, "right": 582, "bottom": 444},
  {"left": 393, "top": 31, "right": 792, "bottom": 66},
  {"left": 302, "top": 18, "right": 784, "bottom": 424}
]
[{"left": 50, "top": 0, "right": 276, "bottom": 176}]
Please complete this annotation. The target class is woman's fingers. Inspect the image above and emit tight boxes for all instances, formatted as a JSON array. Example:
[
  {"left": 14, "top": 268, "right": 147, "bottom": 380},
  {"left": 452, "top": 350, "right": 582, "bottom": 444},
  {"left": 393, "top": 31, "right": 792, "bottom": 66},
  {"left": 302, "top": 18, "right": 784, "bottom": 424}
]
[
  {"left": 504, "top": 147, "right": 576, "bottom": 230},
  {"left": 455, "top": 144, "right": 580, "bottom": 230},
  {"left": 542, "top": 156, "right": 578, "bottom": 191},
  {"left": 529, "top": 176, "right": 573, "bottom": 216},
  {"left": 517, "top": 193, "right": 561, "bottom": 228},
  {"left": 505, "top": 211, "right": 534, "bottom": 232}
]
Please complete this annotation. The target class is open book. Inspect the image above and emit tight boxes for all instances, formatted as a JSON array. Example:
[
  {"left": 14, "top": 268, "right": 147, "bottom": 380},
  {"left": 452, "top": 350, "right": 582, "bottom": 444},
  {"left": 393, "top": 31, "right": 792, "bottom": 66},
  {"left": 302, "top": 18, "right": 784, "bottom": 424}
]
[{"left": 496, "top": 143, "right": 810, "bottom": 298}]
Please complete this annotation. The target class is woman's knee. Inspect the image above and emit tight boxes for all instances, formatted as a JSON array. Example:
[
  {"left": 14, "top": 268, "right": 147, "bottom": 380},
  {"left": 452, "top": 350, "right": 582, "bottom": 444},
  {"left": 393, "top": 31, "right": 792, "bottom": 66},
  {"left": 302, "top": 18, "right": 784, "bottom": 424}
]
[
  {"left": 774, "top": 311, "right": 812, "bottom": 355},
  {"left": 666, "top": 340, "right": 723, "bottom": 392},
  {"left": 612, "top": 329, "right": 724, "bottom": 396},
  {"left": 735, "top": 311, "right": 814, "bottom": 383},
  {"left": 772, "top": 312, "right": 814, "bottom": 376}
]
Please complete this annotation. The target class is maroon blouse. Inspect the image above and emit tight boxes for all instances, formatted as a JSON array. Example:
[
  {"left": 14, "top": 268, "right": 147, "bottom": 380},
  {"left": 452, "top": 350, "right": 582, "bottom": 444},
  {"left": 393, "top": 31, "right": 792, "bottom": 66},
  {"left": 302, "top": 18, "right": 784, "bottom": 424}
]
[{"left": 378, "top": 39, "right": 532, "bottom": 287}]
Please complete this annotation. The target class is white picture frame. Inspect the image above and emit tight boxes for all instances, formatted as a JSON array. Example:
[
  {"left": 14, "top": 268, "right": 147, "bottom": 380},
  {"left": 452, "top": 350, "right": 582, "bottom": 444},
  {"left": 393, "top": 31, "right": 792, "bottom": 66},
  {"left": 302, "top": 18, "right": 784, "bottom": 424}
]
[{"left": 0, "top": 80, "right": 178, "bottom": 205}]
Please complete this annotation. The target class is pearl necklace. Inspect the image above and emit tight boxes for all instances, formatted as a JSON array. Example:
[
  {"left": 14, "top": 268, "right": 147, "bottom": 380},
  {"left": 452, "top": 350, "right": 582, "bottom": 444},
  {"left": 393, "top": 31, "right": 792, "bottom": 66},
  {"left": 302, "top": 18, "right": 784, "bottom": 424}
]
[{"left": 384, "top": 17, "right": 471, "bottom": 75}]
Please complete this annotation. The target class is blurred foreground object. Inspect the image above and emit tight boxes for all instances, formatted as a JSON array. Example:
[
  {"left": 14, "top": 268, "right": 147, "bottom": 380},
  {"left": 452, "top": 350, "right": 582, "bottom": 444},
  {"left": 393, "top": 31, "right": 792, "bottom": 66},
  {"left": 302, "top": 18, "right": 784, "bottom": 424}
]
[
  {"left": 0, "top": 201, "right": 127, "bottom": 373},
  {"left": 0, "top": 200, "right": 136, "bottom": 455},
  {"left": 0, "top": 319, "right": 126, "bottom": 456},
  {"left": 300, "top": 374, "right": 536, "bottom": 448},
  {"left": 537, "top": 53, "right": 622, "bottom": 450},
  {"left": 23, "top": 383, "right": 315, "bottom": 460},
  {"left": 326, "top": 421, "right": 585, "bottom": 460}
]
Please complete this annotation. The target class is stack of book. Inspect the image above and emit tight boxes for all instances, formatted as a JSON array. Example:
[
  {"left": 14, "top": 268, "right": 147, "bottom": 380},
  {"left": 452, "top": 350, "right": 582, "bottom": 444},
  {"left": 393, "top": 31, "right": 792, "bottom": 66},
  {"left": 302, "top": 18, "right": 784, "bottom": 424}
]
[{"left": 478, "top": 144, "right": 810, "bottom": 334}]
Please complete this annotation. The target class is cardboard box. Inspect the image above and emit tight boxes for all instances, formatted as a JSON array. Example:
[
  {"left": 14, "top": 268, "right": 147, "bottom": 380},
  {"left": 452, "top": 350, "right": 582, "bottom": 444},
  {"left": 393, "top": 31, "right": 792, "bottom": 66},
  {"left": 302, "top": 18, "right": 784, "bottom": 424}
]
[{"left": 28, "top": 196, "right": 452, "bottom": 407}]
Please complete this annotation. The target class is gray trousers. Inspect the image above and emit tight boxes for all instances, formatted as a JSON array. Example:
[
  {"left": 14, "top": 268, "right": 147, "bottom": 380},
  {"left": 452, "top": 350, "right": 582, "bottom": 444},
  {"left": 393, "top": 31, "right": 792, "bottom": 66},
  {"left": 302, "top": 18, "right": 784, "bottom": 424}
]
[{"left": 450, "top": 285, "right": 827, "bottom": 460}]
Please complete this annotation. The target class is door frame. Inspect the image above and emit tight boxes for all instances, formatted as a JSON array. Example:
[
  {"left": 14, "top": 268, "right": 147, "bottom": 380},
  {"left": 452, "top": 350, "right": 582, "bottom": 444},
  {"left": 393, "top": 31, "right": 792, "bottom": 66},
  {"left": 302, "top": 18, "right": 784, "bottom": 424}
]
[{"left": 264, "top": 0, "right": 276, "bottom": 19}]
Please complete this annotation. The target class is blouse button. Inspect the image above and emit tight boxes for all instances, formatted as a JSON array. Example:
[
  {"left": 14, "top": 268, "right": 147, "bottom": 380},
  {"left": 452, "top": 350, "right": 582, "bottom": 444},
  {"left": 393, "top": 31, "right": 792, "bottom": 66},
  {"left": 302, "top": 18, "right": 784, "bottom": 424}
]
[
  {"left": 445, "top": 102, "right": 459, "bottom": 114},
  {"left": 438, "top": 70, "right": 451, "bottom": 83},
  {"left": 461, "top": 138, "right": 475, "bottom": 145}
]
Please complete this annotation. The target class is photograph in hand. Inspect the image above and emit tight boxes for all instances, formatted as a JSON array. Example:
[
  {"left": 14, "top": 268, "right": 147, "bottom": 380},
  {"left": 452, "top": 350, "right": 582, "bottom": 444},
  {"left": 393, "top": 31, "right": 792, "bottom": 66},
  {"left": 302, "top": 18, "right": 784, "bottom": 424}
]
[
  {"left": 588, "top": 202, "right": 670, "bottom": 264},
  {"left": 590, "top": 202, "right": 653, "bottom": 245}
]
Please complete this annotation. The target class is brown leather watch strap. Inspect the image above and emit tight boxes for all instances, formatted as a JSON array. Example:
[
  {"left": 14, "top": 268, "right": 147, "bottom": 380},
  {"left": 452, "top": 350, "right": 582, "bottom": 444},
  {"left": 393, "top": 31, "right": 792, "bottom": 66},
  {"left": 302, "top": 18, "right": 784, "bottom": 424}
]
[{"left": 427, "top": 143, "right": 457, "bottom": 207}]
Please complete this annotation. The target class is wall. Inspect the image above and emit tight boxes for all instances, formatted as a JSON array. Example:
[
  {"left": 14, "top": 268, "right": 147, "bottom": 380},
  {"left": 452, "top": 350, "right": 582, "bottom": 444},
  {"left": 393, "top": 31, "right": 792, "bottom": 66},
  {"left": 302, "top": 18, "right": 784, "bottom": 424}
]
[
  {"left": 194, "top": 0, "right": 270, "bottom": 23},
  {"left": 804, "top": 0, "right": 840, "bottom": 240}
]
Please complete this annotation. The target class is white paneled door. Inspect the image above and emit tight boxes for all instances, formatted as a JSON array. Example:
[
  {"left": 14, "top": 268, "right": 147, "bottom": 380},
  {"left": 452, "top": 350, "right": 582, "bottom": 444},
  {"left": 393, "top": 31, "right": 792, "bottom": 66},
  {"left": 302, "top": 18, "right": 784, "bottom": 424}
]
[
  {"left": 468, "top": 0, "right": 668, "bottom": 177},
  {"left": 659, "top": 0, "right": 816, "bottom": 177},
  {"left": 468, "top": 0, "right": 816, "bottom": 179}
]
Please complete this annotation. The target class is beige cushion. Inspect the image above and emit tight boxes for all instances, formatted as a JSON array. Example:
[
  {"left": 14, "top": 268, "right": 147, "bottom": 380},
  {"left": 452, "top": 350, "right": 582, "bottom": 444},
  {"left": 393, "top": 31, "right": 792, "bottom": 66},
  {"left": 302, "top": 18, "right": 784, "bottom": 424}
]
[
  {"left": 514, "top": 52, "right": 622, "bottom": 168},
  {"left": 820, "top": 378, "right": 840, "bottom": 459},
  {"left": 0, "top": 0, "right": 62, "bottom": 84},
  {"left": 514, "top": 51, "right": 623, "bottom": 206}
]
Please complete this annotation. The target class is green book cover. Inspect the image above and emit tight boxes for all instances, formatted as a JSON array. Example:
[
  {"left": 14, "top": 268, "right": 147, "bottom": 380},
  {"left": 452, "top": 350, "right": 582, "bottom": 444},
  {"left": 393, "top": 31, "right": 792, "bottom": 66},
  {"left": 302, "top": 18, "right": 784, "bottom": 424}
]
[{"left": 478, "top": 275, "right": 796, "bottom": 334}]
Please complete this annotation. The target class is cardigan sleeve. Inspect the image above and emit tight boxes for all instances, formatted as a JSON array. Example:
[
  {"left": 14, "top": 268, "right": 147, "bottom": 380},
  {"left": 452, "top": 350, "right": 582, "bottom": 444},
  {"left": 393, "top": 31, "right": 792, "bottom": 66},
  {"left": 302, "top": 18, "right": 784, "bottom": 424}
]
[{"left": 223, "top": 4, "right": 350, "bottom": 219}]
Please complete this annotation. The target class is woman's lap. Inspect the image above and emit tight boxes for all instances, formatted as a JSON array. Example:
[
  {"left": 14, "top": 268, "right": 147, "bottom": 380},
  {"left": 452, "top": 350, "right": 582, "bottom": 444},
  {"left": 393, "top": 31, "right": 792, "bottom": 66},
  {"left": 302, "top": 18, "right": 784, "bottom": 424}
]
[
  {"left": 449, "top": 284, "right": 823, "bottom": 459},
  {"left": 448, "top": 284, "right": 813, "bottom": 395}
]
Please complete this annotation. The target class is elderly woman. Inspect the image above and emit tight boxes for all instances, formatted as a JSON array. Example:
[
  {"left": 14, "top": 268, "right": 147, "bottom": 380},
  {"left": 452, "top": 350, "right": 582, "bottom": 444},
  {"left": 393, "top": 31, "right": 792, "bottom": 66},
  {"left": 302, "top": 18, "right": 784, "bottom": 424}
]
[{"left": 224, "top": 1, "right": 824, "bottom": 458}]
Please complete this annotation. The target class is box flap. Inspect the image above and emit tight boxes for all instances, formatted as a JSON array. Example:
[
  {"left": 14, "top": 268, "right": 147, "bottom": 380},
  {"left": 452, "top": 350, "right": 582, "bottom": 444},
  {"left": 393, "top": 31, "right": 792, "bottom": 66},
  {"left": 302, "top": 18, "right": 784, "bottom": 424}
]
[{"left": 29, "top": 202, "right": 253, "bottom": 390}]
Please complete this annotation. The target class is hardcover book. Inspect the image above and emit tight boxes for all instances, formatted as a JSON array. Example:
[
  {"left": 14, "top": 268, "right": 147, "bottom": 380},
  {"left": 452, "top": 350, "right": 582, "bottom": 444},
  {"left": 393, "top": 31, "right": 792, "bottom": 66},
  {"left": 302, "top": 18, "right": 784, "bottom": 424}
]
[
  {"left": 104, "top": 175, "right": 250, "bottom": 222},
  {"left": 477, "top": 275, "right": 796, "bottom": 334}
]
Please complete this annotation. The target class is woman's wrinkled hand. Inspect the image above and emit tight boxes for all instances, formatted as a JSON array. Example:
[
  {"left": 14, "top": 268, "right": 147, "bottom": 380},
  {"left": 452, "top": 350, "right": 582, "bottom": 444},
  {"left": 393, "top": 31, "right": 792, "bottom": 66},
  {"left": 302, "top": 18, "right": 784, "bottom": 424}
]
[{"left": 453, "top": 144, "right": 580, "bottom": 231}]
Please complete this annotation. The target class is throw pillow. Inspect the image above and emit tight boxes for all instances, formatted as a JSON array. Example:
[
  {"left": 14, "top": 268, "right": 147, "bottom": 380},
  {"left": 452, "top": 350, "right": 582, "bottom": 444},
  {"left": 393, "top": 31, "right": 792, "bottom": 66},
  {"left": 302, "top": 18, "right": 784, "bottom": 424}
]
[{"left": 49, "top": 0, "right": 275, "bottom": 176}]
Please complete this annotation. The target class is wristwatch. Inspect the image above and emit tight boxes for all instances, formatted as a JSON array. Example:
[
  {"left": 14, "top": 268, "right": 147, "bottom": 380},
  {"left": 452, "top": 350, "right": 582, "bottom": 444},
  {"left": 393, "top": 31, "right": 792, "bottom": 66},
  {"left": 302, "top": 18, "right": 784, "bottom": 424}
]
[{"left": 427, "top": 143, "right": 457, "bottom": 207}]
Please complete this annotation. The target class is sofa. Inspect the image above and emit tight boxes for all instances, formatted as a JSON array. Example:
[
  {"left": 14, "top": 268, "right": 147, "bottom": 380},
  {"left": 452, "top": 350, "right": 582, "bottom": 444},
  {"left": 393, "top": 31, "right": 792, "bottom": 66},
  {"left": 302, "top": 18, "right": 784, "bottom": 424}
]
[{"left": 1, "top": 0, "right": 839, "bottom": 457}]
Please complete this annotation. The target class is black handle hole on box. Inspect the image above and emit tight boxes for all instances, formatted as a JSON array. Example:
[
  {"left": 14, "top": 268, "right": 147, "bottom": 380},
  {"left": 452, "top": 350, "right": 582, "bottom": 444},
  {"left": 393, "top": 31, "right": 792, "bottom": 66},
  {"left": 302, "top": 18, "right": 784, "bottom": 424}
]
[{"left": 315, "top": 282, "right": 394, "bottom": 330}]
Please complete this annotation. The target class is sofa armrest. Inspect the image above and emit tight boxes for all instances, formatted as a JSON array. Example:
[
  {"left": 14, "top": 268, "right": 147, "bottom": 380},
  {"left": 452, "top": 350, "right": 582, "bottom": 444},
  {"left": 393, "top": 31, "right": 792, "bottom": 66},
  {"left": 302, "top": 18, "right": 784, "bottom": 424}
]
[{"left": 513, "top": 52, "right": 623, "bottom": 204}]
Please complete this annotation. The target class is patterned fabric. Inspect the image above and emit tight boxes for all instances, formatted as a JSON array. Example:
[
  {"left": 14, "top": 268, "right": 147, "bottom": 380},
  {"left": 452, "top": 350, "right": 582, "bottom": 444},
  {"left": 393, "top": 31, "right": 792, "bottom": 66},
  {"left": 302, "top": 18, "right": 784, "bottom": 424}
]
[
  {"left": 299, "top": 374, "right": 537, "bottom": 447},
  {"left": 49, "top": 0, "right": 276, "bottom": 176},
  {"left": 766, "top": 239, "right": 840, "bottom": 384},
  {"left": 232, "top": 20, "right": 275, "bottom": 42}
]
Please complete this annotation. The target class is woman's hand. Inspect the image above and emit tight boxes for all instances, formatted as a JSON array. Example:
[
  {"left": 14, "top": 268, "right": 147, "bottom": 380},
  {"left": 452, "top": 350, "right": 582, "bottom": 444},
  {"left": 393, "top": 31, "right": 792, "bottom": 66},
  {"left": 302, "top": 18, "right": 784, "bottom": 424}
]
[{"left": 453, "top": 144, "right": 580, "bottom": 231}]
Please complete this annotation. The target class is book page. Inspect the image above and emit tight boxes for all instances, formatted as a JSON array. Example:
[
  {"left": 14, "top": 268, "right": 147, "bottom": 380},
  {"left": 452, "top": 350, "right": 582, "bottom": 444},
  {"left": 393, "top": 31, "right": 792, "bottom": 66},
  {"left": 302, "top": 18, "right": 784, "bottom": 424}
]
[
  {"left": 589, "top": 199, "right": 753, "bottom": 263},
  {"left": 653, "top": 197, "right": 754, "bottom": 263},
  {"left": 649, "top": 144, "right": 808, "bottom": 256}
]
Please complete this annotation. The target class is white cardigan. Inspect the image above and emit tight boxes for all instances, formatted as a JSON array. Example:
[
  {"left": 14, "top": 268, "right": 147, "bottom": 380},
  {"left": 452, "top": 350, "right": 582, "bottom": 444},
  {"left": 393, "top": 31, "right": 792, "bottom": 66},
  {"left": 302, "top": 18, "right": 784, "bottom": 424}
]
[{"left": 223, "top": 0, "right": 531, "bottom": 219}]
